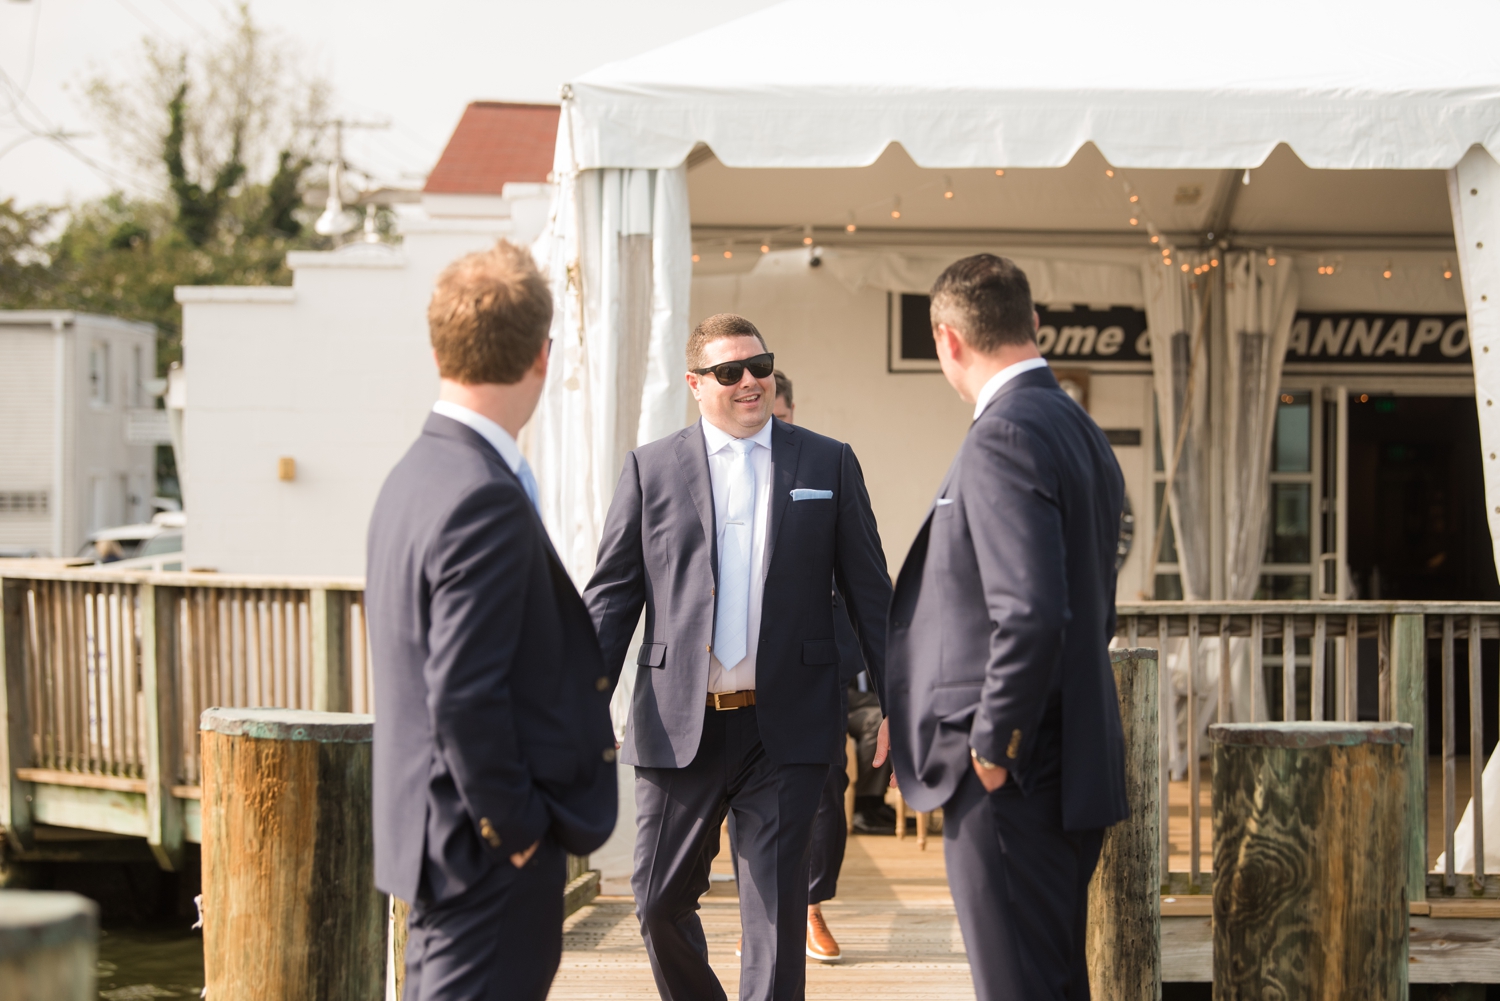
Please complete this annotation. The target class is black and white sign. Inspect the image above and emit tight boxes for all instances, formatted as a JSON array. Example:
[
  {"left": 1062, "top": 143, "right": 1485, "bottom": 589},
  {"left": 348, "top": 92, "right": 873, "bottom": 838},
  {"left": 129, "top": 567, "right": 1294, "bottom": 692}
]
[
  {"left": 1283, "top": 312, "right": 1469, "bottom": 365},
  {"left": 890, "top": 294, "right": 1150, "bottom": 371}
]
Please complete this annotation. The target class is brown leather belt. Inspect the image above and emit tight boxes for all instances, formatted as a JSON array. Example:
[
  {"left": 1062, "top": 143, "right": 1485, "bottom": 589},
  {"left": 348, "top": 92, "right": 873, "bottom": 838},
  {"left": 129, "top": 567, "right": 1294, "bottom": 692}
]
[{"left": 707, "top": 690, "right": 756, "bottom": 710}]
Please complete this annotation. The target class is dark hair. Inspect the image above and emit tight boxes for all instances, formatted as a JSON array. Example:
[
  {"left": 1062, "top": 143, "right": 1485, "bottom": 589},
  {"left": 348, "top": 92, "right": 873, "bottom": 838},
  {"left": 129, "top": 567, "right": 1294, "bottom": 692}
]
[
  {"left": 686, "top": 313, "right": 768, "bottom": 370},
  {"left": 928, "top": 254, "right": 1035, "bottom": 353},
  {"left": 772, "top": 369, "right": 793, "bottom": 406},
  {"left": 428, "top": 241, "right": 552, "bottom": 384}
]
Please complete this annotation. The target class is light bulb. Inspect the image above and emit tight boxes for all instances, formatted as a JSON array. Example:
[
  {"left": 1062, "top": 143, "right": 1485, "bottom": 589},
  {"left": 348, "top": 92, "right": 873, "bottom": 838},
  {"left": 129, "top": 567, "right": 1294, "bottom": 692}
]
[
  {"left": 944, "top": 176, "right": 954, "bottom": 199},
  {"left": 891, "top": 210, "right": 901, "bottom": 219},
  {"left": 1129, "top": 217, "right": 1139, "bottom": 226},
  {"left": 944, "top": 190, "right": 954, "bottom": 199},
  {"left": 1444, "top": 268, "right": 1454, "bottom": 280},
  {"left": 760, "top": 244, "right": 770, "bottom": 254},
  {"left": 846, "top": 223, "right": 857, "bottom": 233},
  {"left": 723, "top": 250, "right": 733, "bottom": 259},
  {"left": 1211, "top": 259, "right": 1219, "bottom": 267},
  {"left": 1129, "top": 194, "right": 1139, "bottom": 203},
  {"left": 995, "top": 169, "right": 1005, "bottom": 176},
  {"left": 692, "top": 254, "right": 700, "bottom": 263},
  {"left": 803, "top": 236, "right": 813, "bottom": 245},
  {"left": 1150, "top": 235, "right": 1160, "bottom": 244},
  {"left": 1105, "top": 169, "right": 1115, "bottom": 178},
  {"left": 1382, "top": 263, "right": 1393, "bottom": 279},
  {"left": 1181, "top": 263, "right": 1190, "bottom": 272},
  {"left": 1164, "top": 258, "right": 1172, "bottom": 266},
  {"left": 1267, "top": 257, "right": 1277, "bottom": 266}
]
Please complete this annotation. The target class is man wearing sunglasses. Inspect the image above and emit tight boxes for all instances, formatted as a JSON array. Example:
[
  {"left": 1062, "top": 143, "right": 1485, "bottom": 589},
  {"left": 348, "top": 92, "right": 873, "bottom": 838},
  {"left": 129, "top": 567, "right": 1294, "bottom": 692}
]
[{"left": 585, "top": 314, "right": 891, "bottom": 1001}]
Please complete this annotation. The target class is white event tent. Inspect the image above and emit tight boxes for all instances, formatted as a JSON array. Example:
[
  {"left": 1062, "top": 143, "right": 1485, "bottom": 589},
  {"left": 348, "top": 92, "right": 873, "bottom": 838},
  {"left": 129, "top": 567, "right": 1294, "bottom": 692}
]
[{"left": 532, "top": 0, "right": 1500, "bottom": 870}]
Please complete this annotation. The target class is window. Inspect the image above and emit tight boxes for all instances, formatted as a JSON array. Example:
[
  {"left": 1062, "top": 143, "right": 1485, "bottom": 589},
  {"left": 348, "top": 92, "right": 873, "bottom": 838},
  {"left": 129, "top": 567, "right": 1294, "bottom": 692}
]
[
  {"left": 0, "top": 491, "right": 48, "bottom": 514},
  {"left": 1259, "top": 391, "right": 1315, "bottom": 598},
  {"left": 89, "top": 341, "right": 111, "bottom": 405}
]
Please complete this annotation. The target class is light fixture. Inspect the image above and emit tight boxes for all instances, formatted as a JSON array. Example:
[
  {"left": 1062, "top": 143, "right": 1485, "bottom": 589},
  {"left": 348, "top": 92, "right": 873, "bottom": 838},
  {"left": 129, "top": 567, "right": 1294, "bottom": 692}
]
[
  {"left": 1128, "top": 194, "right": 1139, "bottom": 203},
  {"left": 760, "top": 243, "right": 770, "bottom": 254},
  {"left": 1211, "top": 258, "right": 1219, "bottom": 268},
  {"left": 1163, "top": 257, "right": 1172, "bottom": 266},
  {"left": 846, "top": 212, "right": 857, "bottom": 233},
  {"left": 723, "top": 250, "right": 733, "bottom": 259},
  {"left": 1359, "top": 394, "right": 1370, "bottom": 403},
  {"left": 1150, "top": 235, "right": 1160, "bottom": 244},
  {"left": 1129, "top": 217, "right": 1139, "bottom": 226},
  {"left": 994, "top": 168, "right": 1005, "bottom": 177},
  {"left": 890, "top": 196, "right": 902, "bottom": 220},
  {"left": 803, "top": 225, "right": 814, "bottom": 245},
  {"left": 692, "top": 253, "right": 701, "bottom": 263},
  {"left": 1181, "top": 263, "right": 1190, "bottom": 272},
  {"left": 944, "top": 176, "right": 954, "bottom": 199},
  {"left": 1382, "top": 262, "right": 1393, "bottom": 279},
  {"left": 1105, "top": 169, "right": 1115, "bottom": 178},
  {"left": 1443, "top": 260, "right": 1454, "bottom": 280},
  {"left": 1266, "top": 246, "right": 1277, "bottom": 266}
]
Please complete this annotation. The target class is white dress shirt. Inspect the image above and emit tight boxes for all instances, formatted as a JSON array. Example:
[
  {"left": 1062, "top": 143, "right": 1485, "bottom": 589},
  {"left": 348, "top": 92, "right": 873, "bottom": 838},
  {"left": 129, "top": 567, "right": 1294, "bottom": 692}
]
[
  {"left": 431, "top": 400, "right": 525, "bottom": 474},
  {"left": 973, "top": 356, "right": 1051, "bottom": 420},
  {"left": 702, "top": 416, "right": 774, "bottom": 693}
]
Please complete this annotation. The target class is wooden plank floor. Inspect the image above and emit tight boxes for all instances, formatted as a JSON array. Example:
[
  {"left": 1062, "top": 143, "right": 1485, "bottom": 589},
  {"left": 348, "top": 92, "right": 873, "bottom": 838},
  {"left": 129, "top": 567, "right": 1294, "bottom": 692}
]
[{"left": 551, "top": 829, "right": 974, "bottom": 1000}]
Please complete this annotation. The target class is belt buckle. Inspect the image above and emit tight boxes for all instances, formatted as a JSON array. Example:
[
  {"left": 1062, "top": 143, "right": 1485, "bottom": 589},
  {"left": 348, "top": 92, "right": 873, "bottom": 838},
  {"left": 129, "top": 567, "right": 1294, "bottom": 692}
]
[{"left": 712, "top": 692, "right": 735, "bottom": 711}]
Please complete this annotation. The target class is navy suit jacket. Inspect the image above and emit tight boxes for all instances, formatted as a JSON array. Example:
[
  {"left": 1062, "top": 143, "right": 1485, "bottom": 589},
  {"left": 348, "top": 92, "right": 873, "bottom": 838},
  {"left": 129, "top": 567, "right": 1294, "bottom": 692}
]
[
  {"left": 367, "top": 413, "right": 617, "bottom": 905},
  {"left": 584, "top": 418, "right": 891, "bottom": 768},
  {"left": 886, "top": 367, "right": 1129, "bottom": 831}
]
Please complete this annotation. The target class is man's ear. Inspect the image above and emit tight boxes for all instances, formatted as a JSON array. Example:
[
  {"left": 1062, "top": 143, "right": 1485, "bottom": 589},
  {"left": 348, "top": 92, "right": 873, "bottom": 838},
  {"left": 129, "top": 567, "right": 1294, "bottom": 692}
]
[{"left": 685, "top": 370, "right": 701, "bottom": 399}]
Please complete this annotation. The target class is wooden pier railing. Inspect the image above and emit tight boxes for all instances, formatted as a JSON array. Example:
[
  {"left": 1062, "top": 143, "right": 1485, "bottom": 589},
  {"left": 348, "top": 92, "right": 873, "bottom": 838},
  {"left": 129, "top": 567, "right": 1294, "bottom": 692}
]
[
  {"left": 1117, "top": 601, "right": 1500, "bottom": 908},
  {"left": 1, "top": 568, "right": 367, "bottom": 870}
]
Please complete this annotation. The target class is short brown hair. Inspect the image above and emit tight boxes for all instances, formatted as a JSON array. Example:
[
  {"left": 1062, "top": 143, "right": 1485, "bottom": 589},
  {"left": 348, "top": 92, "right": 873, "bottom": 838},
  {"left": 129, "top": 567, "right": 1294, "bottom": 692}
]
[
  {"left": 929, "top": 254, "right": 1035, "bottom": 353},
  {"left": 428, "top": 241, "right": 552, "bottom": 384},
  {"left": 773, "top": 369, "right": 793, "bottom": 406},
  {"left": 686, "top": 313, "right": 768, "bottom": 371}
]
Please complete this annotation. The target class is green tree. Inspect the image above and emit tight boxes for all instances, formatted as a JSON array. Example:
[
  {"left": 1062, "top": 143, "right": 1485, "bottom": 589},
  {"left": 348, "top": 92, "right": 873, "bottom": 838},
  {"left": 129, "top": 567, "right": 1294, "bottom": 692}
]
[{"left": 0, "top": 5, "right": 340, "bottom": 369}]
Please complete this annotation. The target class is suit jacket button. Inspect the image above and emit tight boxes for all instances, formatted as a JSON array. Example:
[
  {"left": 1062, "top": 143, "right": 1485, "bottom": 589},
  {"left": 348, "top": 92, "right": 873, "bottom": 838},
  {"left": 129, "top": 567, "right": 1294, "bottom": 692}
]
[
  {"left": 595, "top": 676, "right": 609, "bottom": 692},
  {"left": 706, "top": 643, "right": 712, "bottom": 652},
  {"left": 602, "top": 748, "right": 617, "bottom": 762},
  {"left": 479, "top": 817, "right": 501, "bottom": 848}
]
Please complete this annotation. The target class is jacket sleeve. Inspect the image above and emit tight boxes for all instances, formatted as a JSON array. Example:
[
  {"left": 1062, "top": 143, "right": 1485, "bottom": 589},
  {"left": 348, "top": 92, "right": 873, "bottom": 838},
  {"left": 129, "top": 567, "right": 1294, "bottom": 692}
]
[
  {"left": 583, "top": 451, "right": 648, "bottom": 687},
  {"left": 962, "top": 420, "right": 1070, "bottom": 779},
  {"left": 424, "top": 480, "right": 549, "bottom": 858},
  {"left": 831, "top": 442, "right": 893, "bottom": 709}
]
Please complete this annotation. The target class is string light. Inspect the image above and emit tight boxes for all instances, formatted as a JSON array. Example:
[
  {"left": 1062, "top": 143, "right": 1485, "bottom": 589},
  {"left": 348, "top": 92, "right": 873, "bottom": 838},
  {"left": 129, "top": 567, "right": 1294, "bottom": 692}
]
[
  {"left": 846, "top": 212, "right": 857, "bottom": 233},
  {"left": 803, "top": 225, "right": 813, "bottom": 246},
  {"left": 692, "top": 253, "right": 701, "bottom": 263},
  {"left": 1128, "top": 194, "right": 1139, "bottom": 203},
  {"left": 994, "top": 169, "right": 1005, "bottom": 177},
  {"left": 1266, "top": 246, "right": 1277, "bottom": 266},
  {"left": 1181, "top": 263, "right": 1190, "bottom": 272},
  {"left": 944, "top": 176, "right": 954, "bottom": 199},
  {"left": 1150, "top": 235, "right": 1160, "bottom": 244},
  {"left": 1105, "top": 169, "right": 1115, "bottom": 178},
  {"left": 890, "top": 196, "right": 901, "bottom": 220},
  {"left": 723, "top": 250, "right": 733, "bottom": 259},
  {"left": 1443, "top": 260, "right": 1454, "bottom": 280},
  {"left": 1210, "top": 258, "right": 1219, "bottom": 268},
  {"left": 760, "top": 243, "right": 770, "bottom": 254},
  {"left": 1129, "top": 217, "right": 1139, "bottom": 226},
  {"left": 1382, "top": 261, "right": 1393, "bottom": 280}
]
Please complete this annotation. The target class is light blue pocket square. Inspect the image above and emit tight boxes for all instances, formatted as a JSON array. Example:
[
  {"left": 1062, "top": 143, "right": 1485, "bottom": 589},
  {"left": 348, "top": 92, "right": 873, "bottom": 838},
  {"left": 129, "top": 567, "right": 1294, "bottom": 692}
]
[
  {"left": 935, "top": 497, "right": 955, "bottom": 507},
  {"left": 791, "top": 488, "right": 834, "bottom": 501}
]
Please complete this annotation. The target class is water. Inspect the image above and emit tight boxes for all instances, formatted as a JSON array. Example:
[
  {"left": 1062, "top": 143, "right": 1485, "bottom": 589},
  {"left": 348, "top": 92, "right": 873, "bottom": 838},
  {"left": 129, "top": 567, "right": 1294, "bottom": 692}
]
[{"left": 96, "top": 923, "right": 204, "bottom": 1000}]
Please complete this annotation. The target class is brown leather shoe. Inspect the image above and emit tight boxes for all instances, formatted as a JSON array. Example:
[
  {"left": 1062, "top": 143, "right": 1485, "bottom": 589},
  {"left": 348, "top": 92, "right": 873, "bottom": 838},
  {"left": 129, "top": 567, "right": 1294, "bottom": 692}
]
[{"left": 806, "top": 909, "right": 842, "bottom": 963}]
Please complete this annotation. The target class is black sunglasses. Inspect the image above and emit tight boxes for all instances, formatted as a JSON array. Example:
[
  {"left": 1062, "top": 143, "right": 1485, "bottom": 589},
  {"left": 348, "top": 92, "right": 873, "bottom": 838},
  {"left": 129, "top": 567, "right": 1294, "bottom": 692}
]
[{"left": 693, "top": 352, "right": 775, "bottom": 386}]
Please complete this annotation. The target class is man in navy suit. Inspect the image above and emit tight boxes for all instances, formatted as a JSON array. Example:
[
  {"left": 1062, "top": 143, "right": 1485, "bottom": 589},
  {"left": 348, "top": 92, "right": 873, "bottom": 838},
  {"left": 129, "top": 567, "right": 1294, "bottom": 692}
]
[
  {"left": 876, "top": 255, "right": 1128, "bottom": 1000},
  {"left": 367, "top": 241, "right": 617, "bottom": 1001},
  {"left": 585, "top": 314, "right": 891, "bottom": 1001}
]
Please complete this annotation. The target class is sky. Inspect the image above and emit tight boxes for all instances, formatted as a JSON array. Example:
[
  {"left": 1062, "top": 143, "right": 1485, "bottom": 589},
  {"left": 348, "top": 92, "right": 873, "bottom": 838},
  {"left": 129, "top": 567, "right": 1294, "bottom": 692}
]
[{"left": 0, "top": 0, "right": 781, "bottom": 207}]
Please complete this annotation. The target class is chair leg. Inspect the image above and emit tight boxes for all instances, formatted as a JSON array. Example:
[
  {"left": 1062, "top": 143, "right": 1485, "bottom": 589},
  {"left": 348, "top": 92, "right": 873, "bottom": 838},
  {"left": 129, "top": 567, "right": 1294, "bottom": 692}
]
[
  {"left": 916, "top": 811, "right": 928, "bottom": 851},
  {"left": 895, "top": 793, "right": 906, "bottom": 841}
]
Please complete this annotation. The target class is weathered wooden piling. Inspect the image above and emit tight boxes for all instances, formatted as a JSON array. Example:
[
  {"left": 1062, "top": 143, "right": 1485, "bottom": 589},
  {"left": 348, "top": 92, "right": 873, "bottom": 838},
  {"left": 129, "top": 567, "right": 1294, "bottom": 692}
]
[
  {"left": 201, "top": 708, "right": 385, "bottom": 1001},
  {"left": 0, "top": 890, "right": 97, "bottom": 1001},
  {"left": 1211, "top": 722, "right": 1411, "bottom": 1000},
  {"left": 1086, "top": 647, "right": 1161, "bottom": 1001}
]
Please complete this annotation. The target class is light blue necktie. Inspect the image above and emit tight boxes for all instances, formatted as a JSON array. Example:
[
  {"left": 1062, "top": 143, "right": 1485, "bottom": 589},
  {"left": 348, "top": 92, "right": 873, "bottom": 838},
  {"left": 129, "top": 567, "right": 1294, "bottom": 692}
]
[
  {"left": 516, "top": 458, "right": 541, "bottom": 514},
  {"left": 713, "top": 439, "right": 756, "bottom": 670}
]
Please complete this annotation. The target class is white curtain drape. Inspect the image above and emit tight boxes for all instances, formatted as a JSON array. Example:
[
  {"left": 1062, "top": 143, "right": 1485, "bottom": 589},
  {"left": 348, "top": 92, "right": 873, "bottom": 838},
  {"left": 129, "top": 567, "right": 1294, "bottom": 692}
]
[
  {"left": 1435, "top": 146, "right": 1500, "bottom": 874},
  {"left": 1142, "top": 253, "right": 1213, "bottom": 601},
  {"left": 530, "top": 160, "right": 692, "bottom": 589},
  {"left": 1222, "top": 251, "right": 1299, "bottom": 724}
]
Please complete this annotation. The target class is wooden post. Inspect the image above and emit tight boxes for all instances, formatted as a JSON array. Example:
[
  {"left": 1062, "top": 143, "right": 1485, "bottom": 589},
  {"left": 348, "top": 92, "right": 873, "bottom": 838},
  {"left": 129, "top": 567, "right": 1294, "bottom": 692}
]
[
  {"left": 201, "top": 707, "right": 385, "bottom": 1001},
  {"left": 1211, "top": 722, "right": 1411, "bottom": 1000},
  {"left": 0, "top": 578, "right": 35, "bottom": 851},
  {"left": 311, "top": 589, "right": 351, "bottom": 713},
  {"left": 139, "top": 583, "right": 184, "bottom": 872},
  {"left": 0, "top": 890, "right": 98, "bottom": 999},
  {"left": 1087, "top": 647, "right": 1160, "bottom": 1001},
  {"left": 1390, "top": 612, "right": 1427, "bottom": 904}
]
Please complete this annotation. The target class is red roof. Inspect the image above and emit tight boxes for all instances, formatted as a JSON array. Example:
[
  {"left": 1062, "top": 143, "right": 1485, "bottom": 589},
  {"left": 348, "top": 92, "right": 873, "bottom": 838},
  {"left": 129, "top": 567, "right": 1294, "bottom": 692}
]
[{"left": 424, "top": 102, "right": 559, "bottom": 195}]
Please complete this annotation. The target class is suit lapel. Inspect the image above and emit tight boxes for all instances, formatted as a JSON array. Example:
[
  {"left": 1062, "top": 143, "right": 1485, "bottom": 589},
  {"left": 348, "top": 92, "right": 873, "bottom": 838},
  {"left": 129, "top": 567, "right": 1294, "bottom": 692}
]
[
  {"left": 674, "top": 422, "right": 719, "bottom": 580},
  {"left": 765, "top": 419, "right": 801, "bottom": 577}
]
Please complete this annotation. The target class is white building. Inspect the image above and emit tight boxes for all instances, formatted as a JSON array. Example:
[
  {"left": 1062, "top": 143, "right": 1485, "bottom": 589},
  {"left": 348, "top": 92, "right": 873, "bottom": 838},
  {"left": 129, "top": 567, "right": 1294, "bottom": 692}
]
[
  {"left": 176, "top": 102, "right": 558, "bottom": 575},
  {"left": 0, "top": 311, "right": 159, "bottom": 558}
]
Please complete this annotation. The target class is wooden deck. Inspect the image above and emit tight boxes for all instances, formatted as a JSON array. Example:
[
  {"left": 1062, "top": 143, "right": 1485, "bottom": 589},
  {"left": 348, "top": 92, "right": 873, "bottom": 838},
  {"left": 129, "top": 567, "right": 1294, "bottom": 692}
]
[{"left": 551, "top": 830, "right": 975, "bottom": 1000}]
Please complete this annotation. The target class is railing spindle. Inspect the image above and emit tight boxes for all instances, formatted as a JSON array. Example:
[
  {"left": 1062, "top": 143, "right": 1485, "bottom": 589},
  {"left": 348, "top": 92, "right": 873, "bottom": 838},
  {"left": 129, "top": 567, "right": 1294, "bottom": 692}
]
[
  {"left": 1251, "top": 615, "right": 1265, "bottom": 722},
  {"left": 1343, "top": 614, "right": 1359, "bottom": 722},
  {"left": 1158, "top": 614, "right": 1169, "bottom": 880},
  {"left": 1188, "top": 614, "right": 1201, "bottom": 887},
  {"left": 1470, "top": 614, "right": 1486, "bottom": 888},
  {"left": 1443, "top": 614, "right": 1457, "bottom": 890}
]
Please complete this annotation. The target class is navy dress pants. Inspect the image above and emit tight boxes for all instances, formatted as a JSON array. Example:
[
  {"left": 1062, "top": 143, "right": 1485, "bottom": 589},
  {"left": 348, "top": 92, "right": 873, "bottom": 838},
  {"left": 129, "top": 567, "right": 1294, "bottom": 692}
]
[
  {"left": 633, "top": 705, "right": 826, "bottom": 1001},
  {"left": 404, "top": 838, "right": 566, "bottom": 1001},
  {"left": 942, "top": 769, "right": 1104, "bottom": 1001}
]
